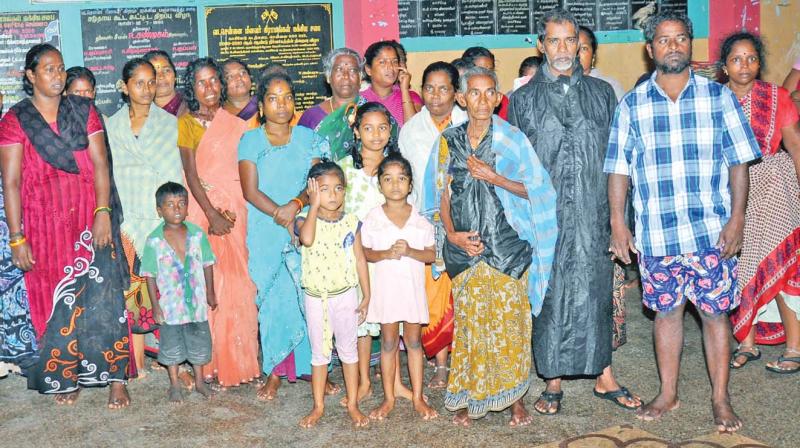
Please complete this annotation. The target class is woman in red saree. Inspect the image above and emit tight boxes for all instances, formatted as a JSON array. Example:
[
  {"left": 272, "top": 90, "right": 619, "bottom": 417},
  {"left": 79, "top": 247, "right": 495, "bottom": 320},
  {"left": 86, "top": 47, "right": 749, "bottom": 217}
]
[
  {"left": 178, "top": 58, "right": 260, "bottom": 388},
  {"left": 722, "top": 33, "right": 800, "bottom": 374},
  {"left": 0, "top": 44, "right": 130, "bottom": 407}
]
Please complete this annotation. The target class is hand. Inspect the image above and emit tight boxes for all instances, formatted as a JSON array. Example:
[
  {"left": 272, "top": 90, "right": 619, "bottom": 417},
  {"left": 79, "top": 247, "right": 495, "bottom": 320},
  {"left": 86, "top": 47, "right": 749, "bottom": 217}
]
[
  {"left": 92, "top": 212, "right": 112, "bottom": 248},
  {"left": 207, "top": 208, "right": 234, "bottom": 236},
  {"left": 448, "top": 231, "right": 484, "bottom": 257},
  {"left": 391, "top": 239, "right": 410, "bottom": 257},
  {"left": 153, "top": 306, "right": 164, "bottom": 325},
  {"left": 306, "top": 177, "right": 321, "bottom": 209},
  {"left": 285, "top": 223, "right": 299, "bottom": 247},
  {"left": 356, "top": 298, "right": 369, "bottom": 325},
  {"left": 207, "top": 292, "right": 218, "bottom": 311},
  {"left": 609, "top": 224, "right": 638, "bottom": 264},
  {"left": 791, "top": 90, "right": 800, "bottom": 104},
  {"left": 10, "top": 241, "right": 35, "bottom": 271},
  {"left": 717, "top": 216, "right": 744, "bottom": 259},
  {"left": 273, "top": 202, "right": 300, "bottom": 227},
  {"left": 398, "top": 67, "right": 412, "bottom": 91},
  {"left": 466, "top": 155, "right": 498, "bottom": 184}
]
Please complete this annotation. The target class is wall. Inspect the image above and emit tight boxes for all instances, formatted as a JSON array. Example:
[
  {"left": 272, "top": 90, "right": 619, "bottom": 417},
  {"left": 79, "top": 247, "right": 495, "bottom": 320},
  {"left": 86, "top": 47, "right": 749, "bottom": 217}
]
[{"left": 760, "top": 0, "right": 800, "bottom": 85}]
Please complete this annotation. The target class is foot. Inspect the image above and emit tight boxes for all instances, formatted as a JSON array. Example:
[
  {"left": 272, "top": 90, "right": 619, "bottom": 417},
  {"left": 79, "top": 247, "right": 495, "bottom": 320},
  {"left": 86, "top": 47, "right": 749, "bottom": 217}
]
[
  {"left": 712, "top": 399, "right": 742, "bottom": 433},
  {"left": 509, "top": 400, "right": 533, "bottom": 427},
  {"left": 395, "top": 382, "right": 428, "bottom": 403},
  {"left": 168, "top": 385, "right": 184, "bottom": 403},
  {"left": 765, "top": 348, "right": 800, "bottom": 373},
  {"left": 369, "top": 399, "right": 395, "bottom": 420},
  {"left": 195, "top": 381, "right": 215, "bottom": 399},
  {"left": 427, "top": 365, "right": 449, "bottom": 389},
  {"left": 325, "top": 380, "right": 341, "bottom": 396},
  {"left": 132, "top": 369, "right": 149, "bottom": 381},
  {"left": 635, "top": 394, "right": 680, "bottom": 421},
  {"left": 339, "top": 384, "right": 372, "bottom": 407},
  {"left": 203, "top": 376, "right": 225, "bottom": 393},
  {"left": 730, "top": 345, "right": 761, "bottom": 369},
  {"left": 299, "top": 407, "right": 324, "bottom": 428},
  {"left": 107, "top": 383, "right": 130, "bottom": 410},
  {"left": 348, "top": 407, "right": 370, "bottom": 427},
  {"left": 256, "top": 375, "right": 281, "bottom": 401},
  {"left": 533, "top": 387, "right": 562, "bottom": 415},
  {"left": 178, "top": 370, "right": 195, "bottom": 391},
  {"left": 593, "top": 385, "right": 642, "bottom": 410},
  {"left": 55, "top": 389, "right": 80, "bottom": 405},
  {"left": 452, "top": 409, "right": 471, "bottom": 427},
  {"left": 150, "top": 359, "right": 166, "bottom": 370},
  {"left": 413, "top": 398, "right": 438, "bottom": 421}
]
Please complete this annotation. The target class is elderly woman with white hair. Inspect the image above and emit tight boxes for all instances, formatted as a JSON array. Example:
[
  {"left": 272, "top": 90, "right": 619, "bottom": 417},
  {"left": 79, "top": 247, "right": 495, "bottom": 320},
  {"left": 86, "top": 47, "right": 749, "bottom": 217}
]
[{"left": 298, "top": 47, "right": 365, "bottom": 160}]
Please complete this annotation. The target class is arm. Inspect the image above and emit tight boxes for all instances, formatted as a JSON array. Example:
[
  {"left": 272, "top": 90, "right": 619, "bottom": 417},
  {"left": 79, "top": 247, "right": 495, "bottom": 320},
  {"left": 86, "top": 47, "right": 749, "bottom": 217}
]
[
  {"left": 297, "top": 177, "right": 321, "bottom": 247},
  {"left": 398, "top": 68, "right": 421, "bottom": 120},
  {"left": 353, "top": 230, "right": 370, "bottom": 323},
  {"left": 466, "top": 154, "right": 528, "bottom": 198},
  {"left": 392, "top": 242, "right": 435, "bottom": 264},
  {"left": 608, "top": 173, "right": 637, "bottom": 264},
  {"left": 782, "top": 69, "right": 800, "bottom": 94},
  {"left": 239, "top": 160, "right": 282, "bottom": 217},
  {"left": 87, "top": 131, "right": 112, "bottom": 248},
  {"left": 204, "top": 265, "right": 217, "bottom": 310},
  {"left": 180, "top": 145, "right": 233, "bottom": 235},
  {"left": 0, "top": 143, "right": 35, "bottom": 270},
  {"left": 145, "top": 277, "right": 163, "bottom": 324},
  {"left": 440, "top": 175, "right": 484, "bottom": 256},
  {"left": 717, "top": 163, "right": 749, "bottom": 258},
  {"left": 780, "top": 123, "right": 800, "bottom": 184}
]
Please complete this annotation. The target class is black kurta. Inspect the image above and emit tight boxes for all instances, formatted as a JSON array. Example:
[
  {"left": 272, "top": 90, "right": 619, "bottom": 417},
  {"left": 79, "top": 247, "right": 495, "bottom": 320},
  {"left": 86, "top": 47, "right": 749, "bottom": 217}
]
[{"left": 508, "top": 63, "right": 617, "bottom": 378}]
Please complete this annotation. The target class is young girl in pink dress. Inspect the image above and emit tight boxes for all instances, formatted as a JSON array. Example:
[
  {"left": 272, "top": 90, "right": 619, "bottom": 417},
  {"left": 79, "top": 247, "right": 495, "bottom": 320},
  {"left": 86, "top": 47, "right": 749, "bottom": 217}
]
[{"left": 361, "top": 153, "right": 438, "bottom": 421}]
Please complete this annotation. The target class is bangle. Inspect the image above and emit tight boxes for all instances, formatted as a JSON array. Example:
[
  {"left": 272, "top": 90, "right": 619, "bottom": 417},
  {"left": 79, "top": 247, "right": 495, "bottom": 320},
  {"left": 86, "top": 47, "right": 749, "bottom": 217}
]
[
  {"left": 93, "top": 206, "right": 112, "bottom": 216},
  {"left": 290, "top": 197, "right": 304, "bottom": 211},
  {"left": 9, "top": 231, "right": 23, "bottom": 240},
  {"left": 9, "top": 237, "right": 26, "bottom": 248}
]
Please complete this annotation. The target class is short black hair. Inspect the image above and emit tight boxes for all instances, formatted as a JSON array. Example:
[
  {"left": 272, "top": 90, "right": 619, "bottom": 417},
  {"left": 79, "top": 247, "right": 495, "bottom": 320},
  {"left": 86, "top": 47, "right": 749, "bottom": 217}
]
[
  {"left": 307, "top": 160, "right": 345, "bottom": 186},
  {"left": 377, "top": 152, "right": 413, "bottom": 188},
  {"left": 643, "top": 10, "right": 693, "bottom": 45},
  {"left": 155, "top": 181, "right": 188, "bottom": 207},
  {"left": 66, "top": 66, "right": 96, "bottom": 93},
  {"left": 518, "top": 56, "right": 542, "bottom": 77},
  {"left": 22, "top": 43, "right": 60, "bottom": 96},
  {"left": 451, "top": 58, "right": 472, "bottom": 74},
  {"left": 422, "top": 61, "right": 459, "bottom": 90},
  {"left": 537, "top": 8, "right": 579, "bottom": 43},
  {"left": 719, "top": 31, "right": 765, "bottom": 75},
  {"left": 119, "top": 59, "right": 155, "bottom": 104},
  {"left": 363, "top": 40, "right": 401, "bottom": 82},
  {"left": 350, "top": 102, "right": 399, "bottom": 169},
  {"left": 461, "top": 47, "right": 495, "bottom": 66},
  {"left": 255, "top": 71, "right": 295, "bottom": 124}
]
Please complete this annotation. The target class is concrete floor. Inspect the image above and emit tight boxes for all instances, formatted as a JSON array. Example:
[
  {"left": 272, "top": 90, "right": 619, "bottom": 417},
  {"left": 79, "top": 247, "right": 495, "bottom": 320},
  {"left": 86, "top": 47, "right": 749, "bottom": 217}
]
[{"left": 0, "top": 289, "right": 794, "bottom": 447}]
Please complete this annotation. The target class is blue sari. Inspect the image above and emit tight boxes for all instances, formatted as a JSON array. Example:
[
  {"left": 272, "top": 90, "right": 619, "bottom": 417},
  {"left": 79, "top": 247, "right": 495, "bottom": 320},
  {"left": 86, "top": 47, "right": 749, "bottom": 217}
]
[{"left": 238, "top": 126, "right": 329, "bottom": 376}]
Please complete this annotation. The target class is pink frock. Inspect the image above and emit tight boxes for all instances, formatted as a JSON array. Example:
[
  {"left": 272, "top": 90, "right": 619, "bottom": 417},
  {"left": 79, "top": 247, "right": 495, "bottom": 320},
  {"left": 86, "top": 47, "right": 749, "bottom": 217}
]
[{"left": 361, "top": 205, "right": 434, "bottom": 324}]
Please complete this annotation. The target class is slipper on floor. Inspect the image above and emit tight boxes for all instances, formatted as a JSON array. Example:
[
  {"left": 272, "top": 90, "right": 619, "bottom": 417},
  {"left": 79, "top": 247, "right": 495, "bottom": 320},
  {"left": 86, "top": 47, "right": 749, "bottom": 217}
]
[
  {"left": 593, "top": 386, "right": 640, "bottom": 410},
  {"left": 533, "top": 391, "right": 563, "bottom": 416},
  {"left": 729, "top": 347, "right": 760, "bottom": 369},
  {"left": 765, "top": 356, "right": 800, "bottom": 374}
]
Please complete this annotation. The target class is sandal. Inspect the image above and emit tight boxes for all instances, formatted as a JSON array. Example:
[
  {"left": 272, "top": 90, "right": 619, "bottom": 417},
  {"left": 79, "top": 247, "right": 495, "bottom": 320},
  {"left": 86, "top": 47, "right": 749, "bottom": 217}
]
[
  {"left": 765, "top": 351, "right": 800, "bottom": 374},
  {"left": 593, "top": 386, "right": 640, "bottom": 411},
  {"left": 533, "top": 390, "right": 563, "bottom": 416},
  {"left": 729, "top": 345, "right": 761, "bottom": 369}
]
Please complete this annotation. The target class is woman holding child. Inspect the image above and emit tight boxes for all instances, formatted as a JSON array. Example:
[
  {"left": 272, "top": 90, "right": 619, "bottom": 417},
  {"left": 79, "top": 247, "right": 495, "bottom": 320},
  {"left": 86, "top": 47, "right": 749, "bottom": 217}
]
[{"left": 178, "top": 57, "right": 260, "bottom": 388}]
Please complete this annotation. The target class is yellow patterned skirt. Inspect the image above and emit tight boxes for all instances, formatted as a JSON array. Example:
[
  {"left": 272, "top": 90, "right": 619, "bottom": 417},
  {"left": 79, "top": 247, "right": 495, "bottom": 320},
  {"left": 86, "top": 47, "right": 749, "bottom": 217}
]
[{"left": 444, "top": 261, "right": 532, "bottom": 418}]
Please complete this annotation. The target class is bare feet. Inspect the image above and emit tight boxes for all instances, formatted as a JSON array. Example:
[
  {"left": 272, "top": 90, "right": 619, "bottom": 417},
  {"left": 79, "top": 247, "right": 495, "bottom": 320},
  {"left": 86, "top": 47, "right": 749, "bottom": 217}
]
[
  {"left": 168, "top": 385, "right": 184, "bottom": 403},
  {"left": 635, "top": 394, "right": 680, "bottom": 421},
  {"left": 369, "top": 399, "right": 395, "bottom": 420},
  {"left": 452, "top": 409, "right": 471, "bottom": 427},
  {"left": 348, "top": 407, "right": 370, "bottom": 427},
  {"left": 712, "top": 399, "right": 742, "bottom": 433},
  {"left": 340, "top": 384, "right": 372, "bottom": 407},
  {"left": 195, "top": 381, "right": 215, "bottom": 399},
  {"left": 178, "top": 370, "right": 195, "bottom": 391},
  {"left": 299, "top": 406, "right": 324, "bottom": 428},
  {"left": 509, "top": 400, "right": 533, "bottom": 426},
  {"left": 132, "top": 369, "right": 149, "bottom": 381},
  {"left": 55, "top": 389, "right": 80, "bottom": 405},
  {"left": 256, "top": 375, "right": 281, "bottom": 401},
  {"left": 325, "top": 380, "right": 341, "bottom": 395},
  {"left": 427, "top": 365, "right": 449, "bottom": 389},
  {"left": 414, "top": 398, "right": 439, "bottom": 420},
  {"left": 395, "top": 382, "right": 428, "bottom": 403},
  {"left": 108, "top": 383, "right": 130, "bottom": 410}
]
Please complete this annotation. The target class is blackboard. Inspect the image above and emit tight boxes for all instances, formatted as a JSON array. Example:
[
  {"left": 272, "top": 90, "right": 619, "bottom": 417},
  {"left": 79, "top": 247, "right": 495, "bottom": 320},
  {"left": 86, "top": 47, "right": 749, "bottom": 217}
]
[
  {"left": 205, "top": 3, "right": 333, "bottom": 113},
  {"left": 0, "top": 11, "right": 60, "bottom": 113},
  {"left": 398, "top": 0, "right": 687, "bottom": 38},
  {"left": 80, "top": 7, "right": 199, "bottom": 116}
]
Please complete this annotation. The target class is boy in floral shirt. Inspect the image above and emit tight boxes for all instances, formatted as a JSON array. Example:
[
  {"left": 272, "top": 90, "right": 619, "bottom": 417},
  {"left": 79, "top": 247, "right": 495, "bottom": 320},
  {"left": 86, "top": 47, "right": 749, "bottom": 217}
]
[{"left": 141, "top": 182, "right": 217, "bottom": 403}]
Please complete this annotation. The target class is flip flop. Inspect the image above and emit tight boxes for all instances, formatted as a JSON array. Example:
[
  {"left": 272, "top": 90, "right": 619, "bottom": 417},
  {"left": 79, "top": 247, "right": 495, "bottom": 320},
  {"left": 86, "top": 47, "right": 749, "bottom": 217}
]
[
  {"left": 765, "top": 356, "right": 800, "bottom": 374},
  {"left": 593, "top": 386, "right": 641, "bottom": 410},
  {"left": 729, "top": 346, "right": 761, "bottom": 369},
  {"left": 533, "top": 391, "right": 563, "bottom": 416}
]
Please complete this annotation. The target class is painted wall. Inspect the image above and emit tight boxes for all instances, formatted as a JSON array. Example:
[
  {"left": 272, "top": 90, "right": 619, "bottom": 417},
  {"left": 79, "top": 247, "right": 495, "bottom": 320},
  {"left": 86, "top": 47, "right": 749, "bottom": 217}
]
[{"left": 760, "top": 0, "right": 800, "bottom": 85}]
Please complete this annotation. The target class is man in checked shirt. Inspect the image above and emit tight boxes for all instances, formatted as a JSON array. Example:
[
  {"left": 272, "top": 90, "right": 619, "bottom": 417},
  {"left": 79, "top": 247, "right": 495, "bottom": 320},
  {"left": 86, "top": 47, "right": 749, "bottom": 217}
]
[{"left": 605, "top": 11, "right": 761, "bottom": 433}]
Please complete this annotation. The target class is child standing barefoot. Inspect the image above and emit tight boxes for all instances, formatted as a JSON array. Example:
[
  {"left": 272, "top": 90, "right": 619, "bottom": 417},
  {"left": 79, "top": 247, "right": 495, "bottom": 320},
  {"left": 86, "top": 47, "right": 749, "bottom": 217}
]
[
  {"left": 362, "top": 154, "right": 438, "bottom": 421},
  {"left": 141, "top": 182, "right": 217, "bottom": 403},
  {"left": 297, "top": 162, "right": 370, "bottom": 428}
]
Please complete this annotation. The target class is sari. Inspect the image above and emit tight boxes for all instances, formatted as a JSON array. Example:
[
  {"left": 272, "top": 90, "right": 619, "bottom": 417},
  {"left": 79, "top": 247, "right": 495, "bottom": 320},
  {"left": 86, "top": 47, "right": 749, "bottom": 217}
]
[
  {"left": 178, "top": 109, "right": 260, "bottom": 386},
  {"left": 238, "top": 126, "right": 328, "bottom": 378},
  {"left": 730, "top": 80, "right": 800, "bottom": 345},
  {"left": 0, "top": 96, "right": 130, "bottom": 393},
  {"left": 234, "top": 96, "right": 260, "bottom": 130},
  {"left": 107, "top": 103, "right": 184, "bottom": 335},
  {"left": 300, "top": 96, "right": 366, "bottom": 161},
  {"left": 399, "top": 106, "right": 468, "bottom": 357},
  {"left": 161, "top": 92, "right": 186, "bottom": 117},
  {"left": 361, "top": 85, "right": 421, "bottom": 127}
]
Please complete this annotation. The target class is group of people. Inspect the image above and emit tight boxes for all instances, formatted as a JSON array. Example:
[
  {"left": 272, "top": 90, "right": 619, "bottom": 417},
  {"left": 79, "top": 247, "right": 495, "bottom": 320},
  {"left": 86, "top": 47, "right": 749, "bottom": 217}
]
[{"left": 0, "top": 8, "right": 798, "bottom": 435}]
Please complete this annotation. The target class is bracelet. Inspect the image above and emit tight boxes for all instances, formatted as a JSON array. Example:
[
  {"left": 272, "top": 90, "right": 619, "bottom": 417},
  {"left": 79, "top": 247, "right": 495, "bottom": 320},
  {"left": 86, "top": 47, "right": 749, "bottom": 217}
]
[
  {"left": 290, "top": 197, "right": 304, "bottom": 211},
  {"left": 9, "top": 231, "right": 23, "bottom": 240},
  {"left": 93, "top": 206, "right": 112, "bottom": 216},
  {"left": 9, "top": 237, "right": 26, "bottom": 248}
]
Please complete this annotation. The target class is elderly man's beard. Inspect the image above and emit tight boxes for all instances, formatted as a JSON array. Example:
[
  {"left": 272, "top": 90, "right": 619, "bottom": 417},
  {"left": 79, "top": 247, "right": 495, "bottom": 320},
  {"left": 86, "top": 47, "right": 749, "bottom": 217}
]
[
  {"left": 548, "top": 54, "right": 576, "bottom": 73},
  {"left": 655, "top": 51, "right": 691, "bottom": 74}
]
